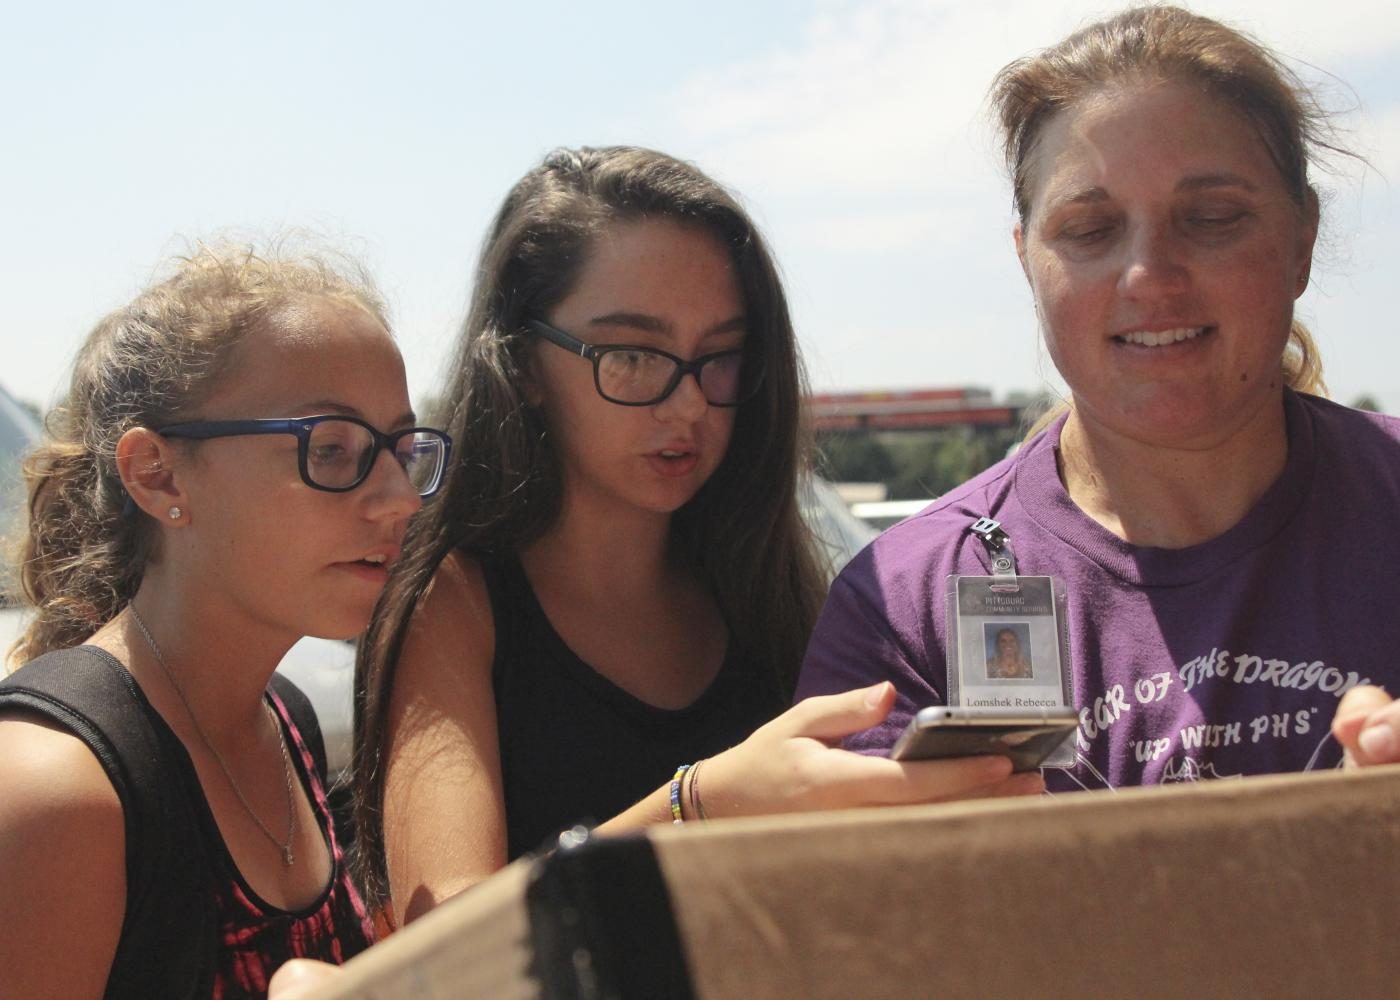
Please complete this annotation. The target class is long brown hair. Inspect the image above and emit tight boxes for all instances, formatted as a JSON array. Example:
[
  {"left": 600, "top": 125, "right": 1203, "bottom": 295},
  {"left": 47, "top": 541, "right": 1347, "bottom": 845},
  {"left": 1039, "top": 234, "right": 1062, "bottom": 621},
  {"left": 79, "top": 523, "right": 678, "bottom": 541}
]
[
  {"left": 8, "top": 243, "right": 387, "bottom": 667},
  {"left": 992, "top": 4, "right": 1342, "bottom": 439},
  {"left": 350, "top": 146, "right": 827, "bottom": 908}
]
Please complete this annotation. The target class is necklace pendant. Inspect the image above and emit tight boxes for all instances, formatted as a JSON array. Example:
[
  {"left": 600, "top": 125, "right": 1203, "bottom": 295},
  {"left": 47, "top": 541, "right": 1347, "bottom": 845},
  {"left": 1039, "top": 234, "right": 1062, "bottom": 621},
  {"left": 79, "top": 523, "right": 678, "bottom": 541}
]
[{"left": 283, "top": 846, "right": 295, "bottom": 867}]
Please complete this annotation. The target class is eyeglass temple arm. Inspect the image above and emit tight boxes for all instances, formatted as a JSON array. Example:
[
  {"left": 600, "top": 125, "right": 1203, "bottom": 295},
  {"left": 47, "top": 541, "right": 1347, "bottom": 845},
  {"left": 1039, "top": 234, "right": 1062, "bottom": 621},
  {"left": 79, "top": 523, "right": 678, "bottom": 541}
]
[
  {"left": 157, "top": 419, "right": 303, "bottom": 439},
  {"left": 527, "top": 320, "right": 592, "bottom": 358}
]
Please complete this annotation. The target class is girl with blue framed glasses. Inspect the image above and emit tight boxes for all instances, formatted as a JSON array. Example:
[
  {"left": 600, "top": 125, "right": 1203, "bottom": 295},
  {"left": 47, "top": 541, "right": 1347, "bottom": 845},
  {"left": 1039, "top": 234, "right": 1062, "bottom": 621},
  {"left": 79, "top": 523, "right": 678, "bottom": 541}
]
[{"left": 0, "top": 243, "right": 448, "bottom": 996}]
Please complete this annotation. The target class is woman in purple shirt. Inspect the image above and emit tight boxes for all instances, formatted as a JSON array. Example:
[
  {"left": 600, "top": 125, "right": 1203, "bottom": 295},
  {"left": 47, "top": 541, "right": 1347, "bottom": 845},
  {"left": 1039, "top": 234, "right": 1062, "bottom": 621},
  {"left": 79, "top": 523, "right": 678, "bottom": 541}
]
[{"left": 798, "top": 6, "right": 1400, "bottom": 787}]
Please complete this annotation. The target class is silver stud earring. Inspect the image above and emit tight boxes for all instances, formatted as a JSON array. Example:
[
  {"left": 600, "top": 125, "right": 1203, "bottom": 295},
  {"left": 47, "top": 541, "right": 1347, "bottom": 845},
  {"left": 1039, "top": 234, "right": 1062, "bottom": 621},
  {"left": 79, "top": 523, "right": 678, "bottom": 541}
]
[{"left": 168, "top": 506, "right": 183, "bottom": 520}]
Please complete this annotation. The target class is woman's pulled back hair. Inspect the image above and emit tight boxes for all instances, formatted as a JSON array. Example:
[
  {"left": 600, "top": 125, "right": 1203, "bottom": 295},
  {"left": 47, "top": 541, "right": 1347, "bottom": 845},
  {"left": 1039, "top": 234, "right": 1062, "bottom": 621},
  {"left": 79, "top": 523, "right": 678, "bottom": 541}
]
[
  {"left": 9, "top": 242, "right": 387, "bottom": 667},
  {"left": 350, "top": 146, "right": 826, "bottom": 908},
  {"left": 993, "top": 4, "right": 1340, "bottom": 412}
]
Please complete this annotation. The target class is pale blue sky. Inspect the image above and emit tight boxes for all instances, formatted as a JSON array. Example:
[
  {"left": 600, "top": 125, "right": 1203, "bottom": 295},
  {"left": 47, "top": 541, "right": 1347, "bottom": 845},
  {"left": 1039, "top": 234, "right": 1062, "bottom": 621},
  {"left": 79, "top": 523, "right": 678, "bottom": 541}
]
[{"left": 4, "top": 0, "right": 1398, "bottom": 412}]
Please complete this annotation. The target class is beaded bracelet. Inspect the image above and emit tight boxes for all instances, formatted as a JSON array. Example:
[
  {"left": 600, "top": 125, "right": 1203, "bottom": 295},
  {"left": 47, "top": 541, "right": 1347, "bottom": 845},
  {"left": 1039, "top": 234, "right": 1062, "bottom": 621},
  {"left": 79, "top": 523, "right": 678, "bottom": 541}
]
[{"left": 670, "top": 763, "right": 693, "bottom": 824}]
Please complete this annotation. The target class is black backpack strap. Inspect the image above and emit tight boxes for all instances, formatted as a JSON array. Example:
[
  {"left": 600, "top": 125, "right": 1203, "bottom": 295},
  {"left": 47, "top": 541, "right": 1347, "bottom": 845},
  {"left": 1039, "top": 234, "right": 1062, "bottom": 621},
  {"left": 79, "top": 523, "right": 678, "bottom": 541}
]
[
  {"left": 0, "top": 646, "right": 212, "bottom": 999},
  {"left": 269, "top": 671, "right": 328, "bottom": 788}
]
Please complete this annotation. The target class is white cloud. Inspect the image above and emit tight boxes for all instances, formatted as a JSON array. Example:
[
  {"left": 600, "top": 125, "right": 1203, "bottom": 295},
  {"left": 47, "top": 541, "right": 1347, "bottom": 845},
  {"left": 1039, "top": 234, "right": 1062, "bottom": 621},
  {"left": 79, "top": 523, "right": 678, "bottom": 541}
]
[
  {"left": 653, "top": 0, "right": 1400, "bottom": 410},
  {"left": 668, "top": 0, "right": 1400, "bottom": 212},
  {"left": 1214, "top": 0, "right": 1400, "bottom": 63},
  {"left": 672, "top": 0, "right": 1064, "bottom": 197},
  {"left": 1362, "top": 104, "right": 1400, "bottom": 177},
  {"left": 785, "top": 206, "right": 946, "bottom": 253}
]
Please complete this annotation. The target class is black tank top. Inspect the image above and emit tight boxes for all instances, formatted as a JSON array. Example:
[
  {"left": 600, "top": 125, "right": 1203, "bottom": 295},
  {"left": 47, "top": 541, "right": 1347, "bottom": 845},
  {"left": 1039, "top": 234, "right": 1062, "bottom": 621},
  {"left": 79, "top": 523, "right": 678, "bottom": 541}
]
[
  {"left": 481, "top": 553, "right": 785, "bottom": 859},
  {"left": 0, "top": 646, "right": 374, "bottom": 998}
]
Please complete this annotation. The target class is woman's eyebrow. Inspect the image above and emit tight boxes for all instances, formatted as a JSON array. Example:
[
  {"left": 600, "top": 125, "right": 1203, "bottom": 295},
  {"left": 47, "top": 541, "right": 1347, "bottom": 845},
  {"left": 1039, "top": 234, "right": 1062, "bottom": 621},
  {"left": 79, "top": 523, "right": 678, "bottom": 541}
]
[
  {"left": 1176, "top": 172, "right": 1260, "bottom": 193},
  {"left": 1053, "top": 186, "right": 1111, "bottom": 207},
  {"left": 1042, "top": 174, "right": 1260, "bottom": 216},
  {"left": 293, "top": 400, "right": 417, "bottom": 427},
  {"left": 292, "top": 399, "right": 361, "bottom": 417},
  {"left": 587, "top": 312, "right": 746, "bottom": 337},
  {"left": 705, "top": 317, "right": 747, "bottom": 337},
  {"left": 588, "top": 311, "right": 667, "bottom": 334}
]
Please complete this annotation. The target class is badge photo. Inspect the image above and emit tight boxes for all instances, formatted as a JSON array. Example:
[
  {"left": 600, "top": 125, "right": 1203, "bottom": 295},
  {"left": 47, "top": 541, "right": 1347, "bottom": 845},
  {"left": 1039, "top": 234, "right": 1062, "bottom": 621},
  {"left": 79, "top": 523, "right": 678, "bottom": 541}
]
[{"left": 945, "top": 574, "right": 1074, "bottom": 766}]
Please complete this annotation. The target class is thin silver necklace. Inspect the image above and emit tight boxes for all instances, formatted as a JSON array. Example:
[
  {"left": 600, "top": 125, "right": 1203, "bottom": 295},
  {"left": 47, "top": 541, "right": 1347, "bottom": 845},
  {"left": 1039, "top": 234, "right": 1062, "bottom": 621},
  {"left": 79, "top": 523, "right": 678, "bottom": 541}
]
[{"left": 129, "top": 606, "right": 297, "bottom": 867}]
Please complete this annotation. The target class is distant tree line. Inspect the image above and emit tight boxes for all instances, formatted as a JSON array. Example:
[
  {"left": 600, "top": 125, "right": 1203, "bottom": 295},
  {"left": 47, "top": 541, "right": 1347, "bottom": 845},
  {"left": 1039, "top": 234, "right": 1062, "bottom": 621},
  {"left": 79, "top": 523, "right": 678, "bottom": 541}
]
[
  {"left": 816, "top": 392, "right": 1389, "bottom": 499},
  {"left": 815, "top": 425, "right": 1024, "bottom": 500}
]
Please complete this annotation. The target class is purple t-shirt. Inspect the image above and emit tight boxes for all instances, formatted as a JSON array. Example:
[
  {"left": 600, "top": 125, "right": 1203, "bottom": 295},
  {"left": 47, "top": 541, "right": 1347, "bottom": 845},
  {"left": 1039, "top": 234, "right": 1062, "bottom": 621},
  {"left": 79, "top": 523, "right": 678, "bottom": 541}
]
[{"left": 796, "top": 391, "right": 1400, "bottom": 791}]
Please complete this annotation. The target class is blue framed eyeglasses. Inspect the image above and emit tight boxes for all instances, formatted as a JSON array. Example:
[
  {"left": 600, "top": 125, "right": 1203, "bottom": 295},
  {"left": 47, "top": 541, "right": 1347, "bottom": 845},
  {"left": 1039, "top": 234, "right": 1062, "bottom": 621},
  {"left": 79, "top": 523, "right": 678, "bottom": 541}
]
[
  {"left": 526, "top": 319, "right": 764, "bottom": 407},
  {"left": 157, "top": 415, "right": 453, "bottom": 497}
]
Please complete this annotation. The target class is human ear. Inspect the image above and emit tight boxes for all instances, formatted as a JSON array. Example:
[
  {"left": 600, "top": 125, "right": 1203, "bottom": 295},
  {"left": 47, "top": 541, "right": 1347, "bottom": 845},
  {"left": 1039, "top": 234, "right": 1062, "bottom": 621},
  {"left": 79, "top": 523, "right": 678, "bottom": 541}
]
[
  {"left": 1293, "top": 188, "right": 1320, "bottom": 299},
  {"left": 1013, "top": 222, "right": 1033, "bottom": 287},
  {"left": 1013, "top": 222, "right": 1042, "bottom": 320},
  {"left": 115, "top": 427, "right": 189, "bottom": 524}
]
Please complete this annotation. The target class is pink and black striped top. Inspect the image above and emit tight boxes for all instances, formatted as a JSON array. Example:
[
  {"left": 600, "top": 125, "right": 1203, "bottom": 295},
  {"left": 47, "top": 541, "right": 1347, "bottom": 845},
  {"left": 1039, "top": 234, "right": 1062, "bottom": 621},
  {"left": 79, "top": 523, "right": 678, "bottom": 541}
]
[{"left": 199, "top": 689, "right": 375, "bottom": 999}]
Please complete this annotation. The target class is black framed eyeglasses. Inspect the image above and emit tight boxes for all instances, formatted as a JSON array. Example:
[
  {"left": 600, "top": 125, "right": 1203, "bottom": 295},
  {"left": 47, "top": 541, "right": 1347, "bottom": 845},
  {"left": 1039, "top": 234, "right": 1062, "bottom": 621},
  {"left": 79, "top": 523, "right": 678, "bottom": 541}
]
[
  {"left": 156, "top": 416, "right": 454, "bottom": 497},
  {"left": 526, "top": 319, "right": 764, "bottom": 407}
]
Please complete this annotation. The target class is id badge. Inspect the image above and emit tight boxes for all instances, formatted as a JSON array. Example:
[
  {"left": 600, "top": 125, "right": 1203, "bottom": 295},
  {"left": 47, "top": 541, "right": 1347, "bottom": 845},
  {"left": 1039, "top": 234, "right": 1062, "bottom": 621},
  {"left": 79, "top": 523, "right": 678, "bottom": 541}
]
[{"left": 946, "top": 574, "right": 1075, "bottom": 767}]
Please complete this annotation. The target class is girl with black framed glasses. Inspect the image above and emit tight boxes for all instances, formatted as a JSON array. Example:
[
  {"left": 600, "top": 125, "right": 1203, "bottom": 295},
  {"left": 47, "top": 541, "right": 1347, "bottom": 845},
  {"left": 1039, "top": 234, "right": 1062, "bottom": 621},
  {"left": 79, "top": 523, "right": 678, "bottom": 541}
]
[{"left": 348, "top": 146, "right": 1043, "bottom": 932}]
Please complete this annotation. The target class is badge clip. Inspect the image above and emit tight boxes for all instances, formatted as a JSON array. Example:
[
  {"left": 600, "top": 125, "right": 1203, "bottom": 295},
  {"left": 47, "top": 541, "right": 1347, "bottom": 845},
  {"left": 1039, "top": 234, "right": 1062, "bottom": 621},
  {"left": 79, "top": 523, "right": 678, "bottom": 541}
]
[{"left": 968, "top": 516, "right": 1019, "bottom": 591}]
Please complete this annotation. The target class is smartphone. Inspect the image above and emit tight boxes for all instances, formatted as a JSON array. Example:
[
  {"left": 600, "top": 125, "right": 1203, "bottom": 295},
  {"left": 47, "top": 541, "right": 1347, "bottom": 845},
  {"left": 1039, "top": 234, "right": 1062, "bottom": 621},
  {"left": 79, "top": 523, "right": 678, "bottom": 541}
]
[{"left": 889, "top": 705, "right": 1078, "bottom": 772}]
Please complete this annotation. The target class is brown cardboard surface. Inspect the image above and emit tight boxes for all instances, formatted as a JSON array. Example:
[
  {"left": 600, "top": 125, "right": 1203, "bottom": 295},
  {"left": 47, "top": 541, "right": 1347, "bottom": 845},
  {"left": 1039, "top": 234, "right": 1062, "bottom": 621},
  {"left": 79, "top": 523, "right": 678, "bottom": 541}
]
[
  {"left": 321, "top": 765, "right": 1400, "bottom": 999},
  {"left": 318, "top": 860, "right": 536, "bottom": 999}
]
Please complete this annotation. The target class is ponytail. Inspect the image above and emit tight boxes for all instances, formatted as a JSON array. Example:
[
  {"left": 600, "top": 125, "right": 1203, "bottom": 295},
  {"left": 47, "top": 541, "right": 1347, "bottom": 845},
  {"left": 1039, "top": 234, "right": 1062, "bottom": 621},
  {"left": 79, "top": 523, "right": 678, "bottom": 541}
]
[{"left": 15, "top": 403, "right": 154, "bottom": 662}]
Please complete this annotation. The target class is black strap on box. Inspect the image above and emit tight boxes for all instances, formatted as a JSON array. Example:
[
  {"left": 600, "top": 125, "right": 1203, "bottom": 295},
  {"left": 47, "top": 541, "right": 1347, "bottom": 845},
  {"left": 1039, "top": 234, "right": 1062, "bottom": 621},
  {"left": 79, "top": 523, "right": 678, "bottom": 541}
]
[{"left": 526, "top": 828, "right": 696, "bottom": 999}]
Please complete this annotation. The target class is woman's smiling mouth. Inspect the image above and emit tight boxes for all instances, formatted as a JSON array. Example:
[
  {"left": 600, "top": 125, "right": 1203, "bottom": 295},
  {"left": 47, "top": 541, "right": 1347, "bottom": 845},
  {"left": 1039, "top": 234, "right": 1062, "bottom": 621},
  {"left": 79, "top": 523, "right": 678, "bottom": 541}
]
[{"left": 1114, "top": 326, "right": 1210, "bottom": 347}]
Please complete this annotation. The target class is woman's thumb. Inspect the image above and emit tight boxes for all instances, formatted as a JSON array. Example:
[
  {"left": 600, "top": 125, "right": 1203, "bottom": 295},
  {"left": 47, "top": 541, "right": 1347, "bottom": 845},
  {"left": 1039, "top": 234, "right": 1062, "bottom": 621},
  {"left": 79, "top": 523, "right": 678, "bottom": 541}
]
[{"left": 781, "top": 682, "right": 895, "bottom": 741}]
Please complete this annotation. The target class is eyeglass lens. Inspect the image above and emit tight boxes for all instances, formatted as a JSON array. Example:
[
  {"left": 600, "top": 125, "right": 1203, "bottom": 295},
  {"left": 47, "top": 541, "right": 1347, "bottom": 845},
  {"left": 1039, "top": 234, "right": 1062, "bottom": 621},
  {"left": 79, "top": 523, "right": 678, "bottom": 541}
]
[
  {"left": 306, "top": 420, "right": 446, "bottom": 495},
  {"left": 597, "top": 349, "right": 747, "bottom": 405}
]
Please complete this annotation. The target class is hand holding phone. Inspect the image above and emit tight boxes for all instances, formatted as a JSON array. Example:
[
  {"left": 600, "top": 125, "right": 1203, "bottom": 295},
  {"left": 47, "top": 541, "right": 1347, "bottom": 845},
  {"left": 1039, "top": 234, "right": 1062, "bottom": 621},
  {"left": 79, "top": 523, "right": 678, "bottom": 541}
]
[{"left": 889, "top": 706, "right": 1077, "bottom": 772}]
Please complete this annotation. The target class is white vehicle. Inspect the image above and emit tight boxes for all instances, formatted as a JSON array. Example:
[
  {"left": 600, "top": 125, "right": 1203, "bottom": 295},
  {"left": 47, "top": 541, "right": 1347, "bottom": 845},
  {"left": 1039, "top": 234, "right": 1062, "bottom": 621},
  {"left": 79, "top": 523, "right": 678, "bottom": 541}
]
[
  {"left": 849, "top": 498, "right": 936, "bottom": 532},
  {"left": 0, "top": 383, "right": 45, "bottom": 663},
  {"left": 803, "top": 476, "right": 879, "bottom": 576}
]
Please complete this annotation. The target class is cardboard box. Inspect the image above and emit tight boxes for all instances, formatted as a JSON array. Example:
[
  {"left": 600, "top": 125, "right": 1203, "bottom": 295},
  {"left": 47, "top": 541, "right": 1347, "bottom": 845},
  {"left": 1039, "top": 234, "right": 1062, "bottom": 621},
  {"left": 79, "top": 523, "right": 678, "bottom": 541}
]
[{"left": 318, "top": 765, "right": 1400, "bottom": 999}]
